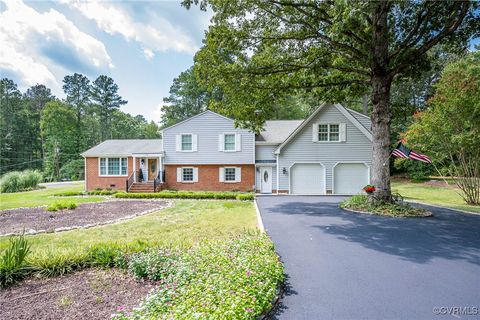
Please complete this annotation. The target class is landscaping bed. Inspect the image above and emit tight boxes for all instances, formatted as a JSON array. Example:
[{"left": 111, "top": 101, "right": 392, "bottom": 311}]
[
  {"left": 0, "top": 268, "right": 155, "bottom": 320},
  {"left": 0, "top": 200, "right": 169, "bottom": 236},
  {"left": 340, "top": 195, "right": 433, "bottom": 217}
]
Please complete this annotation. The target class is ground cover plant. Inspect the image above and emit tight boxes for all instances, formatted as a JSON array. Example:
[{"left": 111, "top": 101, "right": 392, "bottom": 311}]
[
  {"left": 0, "top": 234, "right": 30, "bottom": 287},
  {"left": 0, "top": 170, "right": 43, "bottom": 193},
  {"left": 115, "top": 190, "right": 254, "bottom": 201},
  {"left": 0, "top": 182, "right": 103, "bottom": 210},
  {"left": 112, "top": 233, "right": 284, "bottom": 320},
  {"left": 340, "top": 194, "right": 432, "bottom": 217},
  {"left": 46, "top": 200, "right": 78, "bottom": 212}
]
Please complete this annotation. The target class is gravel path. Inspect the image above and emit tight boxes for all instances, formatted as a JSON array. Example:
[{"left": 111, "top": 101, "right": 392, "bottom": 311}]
[
  {"left": 0, "top": 268, "right": 155, "bottom": 320},
  {"left": 0, "top": 200, "right": 169, "bottom": 236}
]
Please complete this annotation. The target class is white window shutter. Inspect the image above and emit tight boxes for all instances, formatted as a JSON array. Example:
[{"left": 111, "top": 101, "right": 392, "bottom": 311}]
[
  {"left": 218, "top": 134, "right": 224, "bottom": 151},
  {"left": 176, "top": 168, "right": 182, "bottom": 182},
  {"left": 235, "top": 167, "right": 242, "bottom": 182},
  {"left": 192, "top": 134, "right": 198, "bottom": 151},
  {"left": 235, "top": 134, "right": 242, "bottom": 151},
  {"left": 312, "top": 124, "right": 318, "bottom": 142},
  {"left": 340, "top": 123, "right": 347, "bottom": 141},
  {"left": 193, "top": 167, "right": 198, "bottom": 182},
  {"left": 219, "top": 167, "right": 225, "bottom": 182},
  {"left": 176, "top": 135, "right": 181, "bottom": 151}
]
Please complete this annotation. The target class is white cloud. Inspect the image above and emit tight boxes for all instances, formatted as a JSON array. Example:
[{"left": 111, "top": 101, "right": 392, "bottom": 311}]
[
  {"left": 62, "top": 0, "right": 198, "bottom": 56},
  {"left": 143, "top": 48, "right": 155, "bottom": 61},
  {"left": 151, "top": 102, "right": 165, "bottom": 122},
  {"left": 0, "top": 0, "right": 113, "bottom": 89}
]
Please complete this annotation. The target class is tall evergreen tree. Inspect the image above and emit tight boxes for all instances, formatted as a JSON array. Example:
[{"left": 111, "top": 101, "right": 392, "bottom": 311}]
[{"left": 90, "top": 75, "right": 127, "bottom": 140}]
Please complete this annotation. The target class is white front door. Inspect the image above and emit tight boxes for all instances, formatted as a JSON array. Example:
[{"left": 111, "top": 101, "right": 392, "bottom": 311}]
[{"left": 260, "top": 167, "right": 273, "bottom": 193}]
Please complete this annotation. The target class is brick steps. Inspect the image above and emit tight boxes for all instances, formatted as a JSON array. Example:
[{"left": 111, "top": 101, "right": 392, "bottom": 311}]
[{"left": 128, "top": 182, "right": 164, "bottom": 193}]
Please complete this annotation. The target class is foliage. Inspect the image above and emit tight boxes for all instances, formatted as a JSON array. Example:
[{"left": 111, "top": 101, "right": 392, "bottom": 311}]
[
  {"left": 393, "top": 158, "right": 434, "bottom": 181},
  {"left": 46, "top": 200, "right": 78, "bottom": 211},
  {"left": 0, "top": 234, "right": 30, "bottom": 287},
  {"left": 59, "top": 159, "right": 85, "bottom": 181},
  {"left": 113, "top": 233, "right": 284, "bottom": 320},
  {"left": 115, "top": 190, "right": 254, "bottom": 200},
  {"left": 88, "top": 189, "right": 118, "bottom": 195},
  {"left": 340, "top": 195, "right": 431, "bottom": 217},
  {"left": 405, "top": 52, "right": 480, "bottom": 205},
  {"left": 0, "top": 170, "right": 43, "bottom": 193},
  {"left": 53, "top": 191, "right": 85, "bottom": 196}
]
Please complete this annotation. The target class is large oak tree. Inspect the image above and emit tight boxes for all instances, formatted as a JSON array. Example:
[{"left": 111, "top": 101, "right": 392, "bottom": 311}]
[{"left": 184, "top": 0, "right": 479, "bottom": 200}]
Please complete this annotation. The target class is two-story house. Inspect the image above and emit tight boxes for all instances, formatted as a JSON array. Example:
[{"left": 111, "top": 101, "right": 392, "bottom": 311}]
[{"left": 81, "top": 103, "right": 372, "bottom": 195}]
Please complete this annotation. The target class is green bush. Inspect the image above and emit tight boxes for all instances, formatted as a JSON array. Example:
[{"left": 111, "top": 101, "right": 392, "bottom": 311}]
[
  {"left": 59, "top": 159, "right": 85, "bottom": 181},
  {"left": 0, "top": 234, "right": 31, "bottom": 287},
  {"left": 114, "top": 233, "right": 284, "bottom": 320},
  {"left": 46, "top": 200, "right": 78, "bottom": 211},
  {"left": 393, "top": 158, "right": 434, "bottom": 181},
  {"left": 0, "top": 170, "right": 43, "bottom": 193},
  {"left": 340, "top": 194, "right": 431, "bottom": 217},
  {"left": 115, "top": 190, "right": 254, "bottom": 201},
  {"left": 53, "top": 191, "right": 85, "bottom": 196},
  {"left": 88, "top": 189, "right": 118, "bottom": 196}
]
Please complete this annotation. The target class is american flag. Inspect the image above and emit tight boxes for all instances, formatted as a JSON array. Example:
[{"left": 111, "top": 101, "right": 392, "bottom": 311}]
[{"left": 392, "top": 143, "right": 432, "bottom": 164}]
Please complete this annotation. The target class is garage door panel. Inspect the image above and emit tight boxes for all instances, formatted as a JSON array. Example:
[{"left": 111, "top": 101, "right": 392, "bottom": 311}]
[
  {"left": 291, "top": 163, "right": 324, "bottom": 195},
  {"left": 334, "top": 163, "right": 368, "bottom": 195}
]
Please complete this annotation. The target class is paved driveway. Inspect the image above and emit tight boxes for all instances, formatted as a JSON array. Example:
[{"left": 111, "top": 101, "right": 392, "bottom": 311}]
[{"left": 257, "top": 196, "right": 480, "bottom": 320}]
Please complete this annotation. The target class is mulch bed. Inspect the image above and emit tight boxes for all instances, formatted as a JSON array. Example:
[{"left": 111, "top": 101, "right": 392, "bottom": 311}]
[
  {"left": 0, "top": 268, "right": 155, "bottom": 320},
  {"left": 0, "top": 200, "right": 169, "bottom": 236}
]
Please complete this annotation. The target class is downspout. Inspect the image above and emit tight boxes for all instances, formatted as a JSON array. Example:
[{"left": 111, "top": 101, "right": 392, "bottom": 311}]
[
  {"left": 276, "top": 154, "right": 279, "bottom": 195},
  {"left": 83, "top": 156, "right": 87, "bottom": 191}
]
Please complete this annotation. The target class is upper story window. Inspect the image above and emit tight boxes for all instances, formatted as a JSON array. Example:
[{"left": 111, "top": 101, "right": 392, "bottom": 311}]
[
  {"left": 224, "top": 134, "right": 236, "bottom": 151},
  {"left": 181, "top": 134, "right": 193, "bottom": 151},
  {"left": 99, "top": 157, "right": 127, "bottom": 176},
  {"left": 318, "top": 124, "right": 341, "bottom": 142}
]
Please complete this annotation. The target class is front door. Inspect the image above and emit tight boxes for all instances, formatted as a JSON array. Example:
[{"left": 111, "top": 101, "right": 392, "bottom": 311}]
[
  {"left": 260, "top": 167, "right": 273, "bottom": 193},
  {"left": 147, "top": 159, "right": 157, "bottom": 181}
]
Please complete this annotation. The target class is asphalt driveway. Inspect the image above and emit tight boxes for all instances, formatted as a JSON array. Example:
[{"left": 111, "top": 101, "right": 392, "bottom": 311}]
[{"left": 257, "top": 196, "right": 480, "bottom": 320}]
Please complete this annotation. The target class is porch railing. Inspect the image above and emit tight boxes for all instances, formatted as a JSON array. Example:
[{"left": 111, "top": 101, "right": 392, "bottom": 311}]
[
  {"left": 153, "top": 170, "right": 164, "bottom": 192},
  {"left": 126, "top": 171, "right": 135, "bottom": 192}
]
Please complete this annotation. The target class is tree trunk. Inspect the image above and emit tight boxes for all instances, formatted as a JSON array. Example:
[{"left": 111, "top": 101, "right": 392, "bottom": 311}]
[{"left": 370, "top": 1, "right": 393, "bottom": 202}]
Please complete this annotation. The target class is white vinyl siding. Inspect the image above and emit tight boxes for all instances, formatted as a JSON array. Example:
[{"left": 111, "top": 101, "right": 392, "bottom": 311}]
[
  {"left": 177, "top": 167, "right": 198, "bottom": 183},
  {"left": 278, "top": 104, "right": 372, "bottom": 192},
  {"left": 99, "top": 157, "right": 127, "bottom": 176},
  {"left": 164, "top": 111, "right": 254, "bottom": 164},
  {"left": 219, "top": 167, "right": 241, "bottom": 183}
]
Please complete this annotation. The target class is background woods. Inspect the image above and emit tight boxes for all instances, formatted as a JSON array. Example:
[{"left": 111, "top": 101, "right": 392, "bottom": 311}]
[{"left": 0, "top": 74, "right": 160, "bottom": 181}]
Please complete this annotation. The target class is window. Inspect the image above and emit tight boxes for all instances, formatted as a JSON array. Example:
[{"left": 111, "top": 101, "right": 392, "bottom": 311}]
[
  {"left": 99, "top": 157, "right": 127, "bottom": 176},
  {"left": 224, "top": 167, "right": 236, "bottom": 182},
  {"left": 181, "top": 134, "right": 192, "bottom": 151},
  {"left": 182, "top": 168, "right": 193, "bottom": 182},
  {"left": 224, "top": 134, "right": 236, "bottom": 151},
  {"left": 318, "top": 124, "right": 341, "bottom": 142}
]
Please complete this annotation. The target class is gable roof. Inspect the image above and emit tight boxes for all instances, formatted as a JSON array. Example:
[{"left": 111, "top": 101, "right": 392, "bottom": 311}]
[
  {"left": 81, "top": 139, "right": 163, "bottom": 157},
  {"left": 161, "top": 110, "right": 233, "bottom": 132},
  {"left": 274, "top": 103, "right": 372, "bottom": 154},
  {"left": 256, "top": 120, "right": 303, "bottom": 144}
]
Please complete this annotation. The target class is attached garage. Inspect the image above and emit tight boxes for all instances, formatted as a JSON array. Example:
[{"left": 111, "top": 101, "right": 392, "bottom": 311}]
[
  {"left": 290, "top": 163, "right": 325, "bottom": 194},
  {"left": 333, "top": 162, "right": 369, "bottom": 195}
]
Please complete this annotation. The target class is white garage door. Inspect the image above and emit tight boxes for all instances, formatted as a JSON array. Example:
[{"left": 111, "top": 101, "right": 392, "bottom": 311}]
[
  {"left": 291, "top": 163, "right": 325, "bottom": 194},
  {"left": 334, "top": 163, "right": 369, "bottom": 195}
]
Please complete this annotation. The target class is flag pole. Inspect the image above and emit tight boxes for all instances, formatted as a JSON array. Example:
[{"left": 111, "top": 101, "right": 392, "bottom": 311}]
[
  {"left": 430, "top": 162, "right": 464, "bottom": 199},
  {"left": 383, "top": 149, "right": 394, "bottom": 167}
]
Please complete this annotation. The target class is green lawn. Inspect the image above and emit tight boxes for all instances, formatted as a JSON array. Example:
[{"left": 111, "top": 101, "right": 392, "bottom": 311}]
[
  {"left": 392, "top": 181, "right": 480, "bottom": 213},
  {"left": 0, "top": 182, "right": 103, "bottom": 210},
  {"left": 0, "top": 200, "right": 257, "bottom": 253}
]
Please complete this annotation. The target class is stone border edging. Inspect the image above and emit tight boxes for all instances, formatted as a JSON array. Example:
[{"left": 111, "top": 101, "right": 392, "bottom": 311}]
[
  {"left": 341, "top": 206, "right": 433, "bottom": 218},
  {"left": 253, "top": 199, "right": 265, "bottom": 233},
  {"left": 0, "top": 200, "right": 174, "bottom": 237}
]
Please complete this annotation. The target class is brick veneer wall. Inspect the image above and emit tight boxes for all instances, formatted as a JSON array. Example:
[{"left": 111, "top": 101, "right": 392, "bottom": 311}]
[
  {"left": 165, "top": 164, "right": 255, "bottom": 192},
  {"left": 85, "top": 157, "right": 134, "bottom": 191}
]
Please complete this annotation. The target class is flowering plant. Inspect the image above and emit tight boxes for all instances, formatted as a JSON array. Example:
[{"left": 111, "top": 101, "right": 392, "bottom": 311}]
[{"left": 363, "top": 185, "right": 375, "bottom": 193}]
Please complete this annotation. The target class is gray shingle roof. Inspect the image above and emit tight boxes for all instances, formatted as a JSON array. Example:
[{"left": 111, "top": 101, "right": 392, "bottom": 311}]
[
  {"left": 256, "top": 120, "right": 303, "bottom": 144},
  {"left": 81, "top": 139, "right": 162, "bottom": 156}
]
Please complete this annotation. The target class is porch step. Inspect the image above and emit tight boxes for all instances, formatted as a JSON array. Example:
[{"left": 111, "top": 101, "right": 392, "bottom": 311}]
[{"left": 128, "top": 182, "right": 163, "bottom": 193}]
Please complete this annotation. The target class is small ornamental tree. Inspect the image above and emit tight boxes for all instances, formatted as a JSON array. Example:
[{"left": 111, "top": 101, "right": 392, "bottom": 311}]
[{"left": 405, "top": 52, "right": 480, "bottom": 205}]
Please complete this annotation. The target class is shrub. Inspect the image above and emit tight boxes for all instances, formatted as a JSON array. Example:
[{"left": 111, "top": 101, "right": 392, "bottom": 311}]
[
  {"left": 0, "top": 170, "right": 42, "bottom": 193},
  {"left": 59, "top": 159, "right": 85, "bottom": 181},
  {"left": 28, "top": 250, "right": 88, "bottom": 278},
  {"left": 114, "top": 233, "right": 284, "bottom": 320},
  {"left": 87, "top": 243, "right": 124, "bottom": 268},
  {"left": 115, "top": 190, "right": 255, "bottom": 201},
  {"left": 0, "top": 234, "right": 31, "bottom": 287},
  {"left": 47, "top": 200, "right": 78, "bottom": 211},
  {"left": 236, "top": 193, "right": 254, "bottom": 201},
  {"left": 53, "top": 191, "right": 85, "bottom": 197},
  {"left": 88, "top": 189, "right": 118, "bottom": 196},
  {"left": 340, "top": 195, "right": 431, "bottom": 217}
]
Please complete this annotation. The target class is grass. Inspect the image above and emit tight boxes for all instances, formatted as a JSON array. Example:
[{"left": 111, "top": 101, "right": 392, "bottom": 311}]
[
  {"left": 0, "top": 200, "right": 257, "bottom": 253},
  {"left": 0, "top": 182, "right": 103, "bottom": 210},
  {"left": 392, "top": 180, "right": 480, "bottom": 213}
]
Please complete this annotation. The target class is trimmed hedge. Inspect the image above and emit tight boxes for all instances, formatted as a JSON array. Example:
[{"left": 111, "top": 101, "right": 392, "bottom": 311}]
[
  {"left": 53, "top": 189, "right": 118, "bottom": 197},
  {"left": 114, "top": 190, "right": 255, "bottom": 201}
]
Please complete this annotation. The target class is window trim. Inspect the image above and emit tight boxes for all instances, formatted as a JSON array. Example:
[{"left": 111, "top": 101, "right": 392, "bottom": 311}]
[
  {"left": 181, "top": 134, "right": 193, "bottom": 152},
  {"left": 316, "top": 123, "right": 342, "bottom": 143},
  {"left": 98, "top": 157, "right": 128, "bottom": 177},
  {"left": 223, "top": 133, "right": 236, "bottom": 152},
  {"left": 224, "top": 167, "right": 237, "bottom": 183},
  {"left": 181, "top": 167, "right": 195, "bottom": 183}
]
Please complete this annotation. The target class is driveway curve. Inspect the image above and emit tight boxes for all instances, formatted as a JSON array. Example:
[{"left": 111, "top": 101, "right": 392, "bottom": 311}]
[{"left": 257, "top": 196, "right": 480, "bottom": 320}]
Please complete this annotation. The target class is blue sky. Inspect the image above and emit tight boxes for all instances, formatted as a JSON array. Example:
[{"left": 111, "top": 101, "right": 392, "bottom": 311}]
[{"left": 0, "top": 0, "right": 211, "bottom": 121}]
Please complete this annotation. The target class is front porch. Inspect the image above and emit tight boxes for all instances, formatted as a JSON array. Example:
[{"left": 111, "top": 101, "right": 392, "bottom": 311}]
[{"left": 126, "top": 153, "right": 165, "bottom": 193}]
